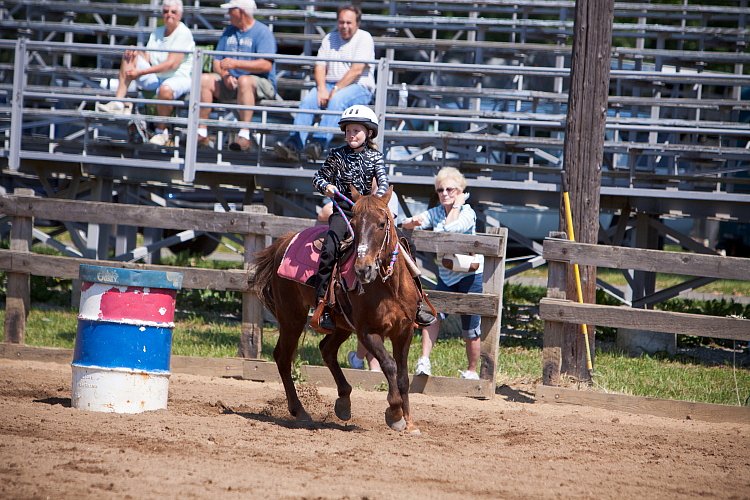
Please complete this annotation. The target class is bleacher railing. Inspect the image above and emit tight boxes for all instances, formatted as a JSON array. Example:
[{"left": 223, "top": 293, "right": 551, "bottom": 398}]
[{"left": 2, "top": 37, "right": 749, "bottom": 191}]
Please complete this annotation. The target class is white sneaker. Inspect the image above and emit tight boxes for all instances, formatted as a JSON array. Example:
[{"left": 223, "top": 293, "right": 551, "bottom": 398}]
[
  {"left": 95, "top": 101, "right": 132, "bottom": 115},
  {"left": 414, "top": 356, "right": 431, "bottom": 376},
  {"left": 149, "top": 131, "right": 171, "bottom": 146},
  {"left": 347, "top": 351, "right": 365, "bottom": 370},
  {"left": 459, "top": 370, "right": 480, "bottom": 380}
]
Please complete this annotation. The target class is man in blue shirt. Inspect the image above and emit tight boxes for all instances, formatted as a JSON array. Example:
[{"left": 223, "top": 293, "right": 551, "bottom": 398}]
[{"left": 198, "top": 0, "right": 277, "bottom": 152}]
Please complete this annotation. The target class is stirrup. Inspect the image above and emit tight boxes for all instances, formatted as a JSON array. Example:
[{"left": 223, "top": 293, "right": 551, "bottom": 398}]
[{"left": 311, "top": 300, "right": 335, "bottom": 334}]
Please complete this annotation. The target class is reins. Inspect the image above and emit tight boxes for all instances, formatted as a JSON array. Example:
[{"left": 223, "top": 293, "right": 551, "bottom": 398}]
[{"left": 331, "top": 190, "right": 356, "bottom": 239}]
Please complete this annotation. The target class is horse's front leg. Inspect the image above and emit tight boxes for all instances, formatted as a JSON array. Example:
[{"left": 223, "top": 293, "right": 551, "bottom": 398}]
[
  {"left": 391, "top": 327, "right": 419, "bottom": 434},
  {"left": 319, "top": 328, "right": 354, "bottom": 421},
  {"left": 360, "top": 331, "right": 406, "bottom": 432}
]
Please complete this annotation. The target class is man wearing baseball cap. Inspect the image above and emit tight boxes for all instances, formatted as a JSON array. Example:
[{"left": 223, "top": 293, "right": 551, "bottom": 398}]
[{"left": 198, "top": 0, "right": 277, "bottom": 152}]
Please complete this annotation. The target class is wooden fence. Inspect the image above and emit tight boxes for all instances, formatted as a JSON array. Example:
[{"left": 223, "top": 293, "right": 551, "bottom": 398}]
[
  {"left": 0, "top": 191, "right": 507, "bottom": 398},
  {"left": 538, "top": 236, "right": 750, "bottom": 421}
]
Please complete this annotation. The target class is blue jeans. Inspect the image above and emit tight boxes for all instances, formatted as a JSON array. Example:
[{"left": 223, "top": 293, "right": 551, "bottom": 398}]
[
  {"left": 290, "top": 83, "right": 373, "bottom": 148},
  {"left": 436, "top": 272, "right": 483, "bottom": 339}
]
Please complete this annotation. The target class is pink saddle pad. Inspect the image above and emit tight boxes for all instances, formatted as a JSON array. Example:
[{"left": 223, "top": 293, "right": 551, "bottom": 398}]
[{"left": 277, "top": 225, "right": 357, "bottom": 290}]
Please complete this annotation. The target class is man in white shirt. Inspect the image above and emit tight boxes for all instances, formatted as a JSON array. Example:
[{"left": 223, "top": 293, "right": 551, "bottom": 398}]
[
  {"left": 96, "top": 0, "right": 195, "bottom": 147},
  {"left": 274, "top": 4, "right": 375, "bottom": 162}
]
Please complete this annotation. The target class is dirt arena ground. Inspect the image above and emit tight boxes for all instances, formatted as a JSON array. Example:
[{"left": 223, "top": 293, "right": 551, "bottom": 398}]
[{"left": 1, "top": 358, "right": 748, "bottom": 499}]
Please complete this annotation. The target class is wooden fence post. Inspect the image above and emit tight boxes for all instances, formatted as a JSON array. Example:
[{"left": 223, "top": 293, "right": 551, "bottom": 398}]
[
  {"left": 239, "top": 205, "right": 270, "bottom": 359},
  {"left": 559, "top": 0, "right": 613, "bottom": 383},
  {"left": 542, "top": 232, "right": 567, "bottom": 386},
  {"left": 4, "top": 188, "right": 34, "bottom": 344},
  {"left": 478, "top": 227, "right": 507, "bottom": 393}
]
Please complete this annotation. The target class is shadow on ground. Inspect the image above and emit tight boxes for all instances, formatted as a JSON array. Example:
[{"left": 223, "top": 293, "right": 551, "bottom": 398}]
[{"left": 495, "top": 385, "right": 535, "bottom": 404}]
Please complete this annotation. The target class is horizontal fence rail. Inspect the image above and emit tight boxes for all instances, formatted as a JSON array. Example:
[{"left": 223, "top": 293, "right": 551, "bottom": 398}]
[
  {"left": 540, "top": 237, "right": 750, "bottom": 386},
  {"left": 0, "top": 192, "right": 508, "bottom": 398},
  {"left": 542, "top": 238, "right": 750, "bottom": 281}
]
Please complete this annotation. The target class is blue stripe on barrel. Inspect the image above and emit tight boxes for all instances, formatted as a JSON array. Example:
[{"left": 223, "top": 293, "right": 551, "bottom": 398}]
[{"left": 73, "top": 320, "right": 172, "bottom": 373}]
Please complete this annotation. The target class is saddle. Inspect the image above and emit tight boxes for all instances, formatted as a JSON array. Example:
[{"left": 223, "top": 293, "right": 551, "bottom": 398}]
[
  {"left": 277, "top": 225, "right": 357, "bottom": 334},
  {"left": 277, "top": 225, "right": 357, "bottom": 290}
]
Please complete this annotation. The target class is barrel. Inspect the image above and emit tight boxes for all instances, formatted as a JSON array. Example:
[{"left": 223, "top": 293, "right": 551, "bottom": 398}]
[{"left": 71, "top": 265, "right": 183, "bottom": 413}]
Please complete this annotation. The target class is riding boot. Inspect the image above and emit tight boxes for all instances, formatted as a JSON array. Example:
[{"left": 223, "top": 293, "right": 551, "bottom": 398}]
[
  {"left": 312, "top": 268, "right": 336, "bottom": 333},
  {"left": 415, "top": 302, "right": 437, "bottom": 326},
  {"left": 311, "top": 298, "right": 336, "bottom": 333},
  {"left": 319, "top": 306, "right": 336, "bottom": 331},
  {"left": 315, "top": 281, "right": 336, "bottom": 332}
]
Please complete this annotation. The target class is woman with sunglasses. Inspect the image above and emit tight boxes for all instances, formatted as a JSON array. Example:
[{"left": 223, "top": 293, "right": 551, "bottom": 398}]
[
  {"left": 401, "top": 166, "right": 484, "bottom": 380},
  {"left": 96, "top": 0, "right": 195, "bottom": 147}
]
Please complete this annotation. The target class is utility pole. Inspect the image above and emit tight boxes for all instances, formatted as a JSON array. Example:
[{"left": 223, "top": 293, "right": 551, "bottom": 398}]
[{"left": 559, "top": 0, "right": 615, "bottom": 382}]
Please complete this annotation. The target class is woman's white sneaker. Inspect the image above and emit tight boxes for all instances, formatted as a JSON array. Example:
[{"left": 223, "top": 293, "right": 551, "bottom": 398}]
[
  {"left": 414, "top": 356, "right": 432, "bottom": 376},
  {"left": 95, "top": 101, "right": 132, "bottom": 115},
  {"left": 149, "top": 131, "right": 171, "bottom": 146},
  {"left": 459, "top": 370, "right": 479, "bottom": 380}
]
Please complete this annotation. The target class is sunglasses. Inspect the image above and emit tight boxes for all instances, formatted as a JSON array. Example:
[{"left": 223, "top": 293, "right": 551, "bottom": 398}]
[
  {"left": 436, "top": 187, "right": 458, "bottom": 194},
  {"left": 162, "top": 8, "right": 179, "bottom": 14}
]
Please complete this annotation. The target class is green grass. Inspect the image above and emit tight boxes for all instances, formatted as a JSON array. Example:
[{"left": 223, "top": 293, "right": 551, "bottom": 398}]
[
  {"left": 11, "top": 305, "right": 749, "bottom": 406},
  {"left": 516, "top": 265, "right": 750, "bottom": 297},
  {"left": 593, "top": 351, "right": 750, "bottom": 406}
]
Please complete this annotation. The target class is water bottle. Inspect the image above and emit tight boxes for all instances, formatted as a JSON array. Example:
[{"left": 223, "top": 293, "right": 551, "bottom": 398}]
[{"left": 398, "top": 83, "right": 408, "bottom": 108}]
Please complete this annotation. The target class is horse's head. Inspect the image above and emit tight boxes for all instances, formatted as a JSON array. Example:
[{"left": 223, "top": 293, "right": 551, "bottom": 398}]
[{"left": 350, "top": 186, "right": 397, "bottom": 284}]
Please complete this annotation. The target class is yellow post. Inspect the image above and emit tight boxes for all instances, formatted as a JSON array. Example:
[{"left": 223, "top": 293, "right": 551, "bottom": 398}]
[{"left": 561, "top": 176, "right": 593, "bottom": 371}]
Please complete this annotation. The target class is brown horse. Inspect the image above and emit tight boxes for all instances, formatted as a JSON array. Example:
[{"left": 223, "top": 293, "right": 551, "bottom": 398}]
[{"left": 252, "top": 187, "right": 421, "bottom": 432}]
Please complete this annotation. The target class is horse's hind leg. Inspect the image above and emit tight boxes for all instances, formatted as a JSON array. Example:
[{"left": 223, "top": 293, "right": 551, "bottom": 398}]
[
  {"left": 319, "top": 329, "right": 353, "bottom": 421},
  {"left": 273, "top": 315, "right": 311, "bottom": 421}
]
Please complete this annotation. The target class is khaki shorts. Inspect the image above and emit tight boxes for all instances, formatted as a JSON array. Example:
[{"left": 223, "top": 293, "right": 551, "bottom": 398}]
[{"left": 211, "top": 73, "right": 276, "bottom": 102}]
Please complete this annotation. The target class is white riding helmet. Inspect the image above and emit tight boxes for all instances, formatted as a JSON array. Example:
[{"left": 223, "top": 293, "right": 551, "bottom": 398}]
[{"left": 338, "top": 105, "right": 379, "bottom": 138}]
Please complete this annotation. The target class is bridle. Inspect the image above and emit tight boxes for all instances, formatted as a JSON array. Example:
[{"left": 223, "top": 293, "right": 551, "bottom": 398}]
[{"left": 361, "top": 208, "right": 399, "bottom": 281}]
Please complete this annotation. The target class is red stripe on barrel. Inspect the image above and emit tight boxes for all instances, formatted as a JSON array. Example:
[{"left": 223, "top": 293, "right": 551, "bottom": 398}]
[{"left": 79, "top": 283, "right": 177, "bottom": 324}]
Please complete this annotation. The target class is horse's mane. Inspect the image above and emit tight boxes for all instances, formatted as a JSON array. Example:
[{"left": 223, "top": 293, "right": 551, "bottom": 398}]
[{"left": 353, "top": 192, "right": 391, "bottom": 218}]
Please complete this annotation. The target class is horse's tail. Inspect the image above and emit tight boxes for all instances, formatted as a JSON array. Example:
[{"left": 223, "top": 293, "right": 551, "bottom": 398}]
[{"left": 251, "top": 232, "right": 295, "bottom": 313}]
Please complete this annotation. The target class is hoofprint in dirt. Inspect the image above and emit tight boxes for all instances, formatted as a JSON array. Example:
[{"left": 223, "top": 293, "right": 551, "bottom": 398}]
[{"left": 1, "top": 359, "right": 748, "bottom": 499}]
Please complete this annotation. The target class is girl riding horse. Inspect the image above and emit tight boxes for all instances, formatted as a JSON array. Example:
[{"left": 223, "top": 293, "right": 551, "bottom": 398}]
[{"left": 310, "top": 104, "right": 435, "bottom": 331}]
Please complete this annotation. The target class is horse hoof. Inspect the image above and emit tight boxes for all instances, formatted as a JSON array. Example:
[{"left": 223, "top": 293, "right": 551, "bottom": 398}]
[
  {"left": 388, "top": 417, "right": 407, "bottom": 432},
  {"left": 293, "top": 410, "right": 312, "bottom": 422},
  {"left": 334, "top": 397, "right": 352, "bottom": 421},
  {"left": 385, "top": 409, "right": 407, "bottom": 432}
]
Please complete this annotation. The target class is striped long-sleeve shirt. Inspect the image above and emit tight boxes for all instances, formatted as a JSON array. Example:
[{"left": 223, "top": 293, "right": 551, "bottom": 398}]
[{"left": 312, "top": 145, "right": 388, "bottom": 210}]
